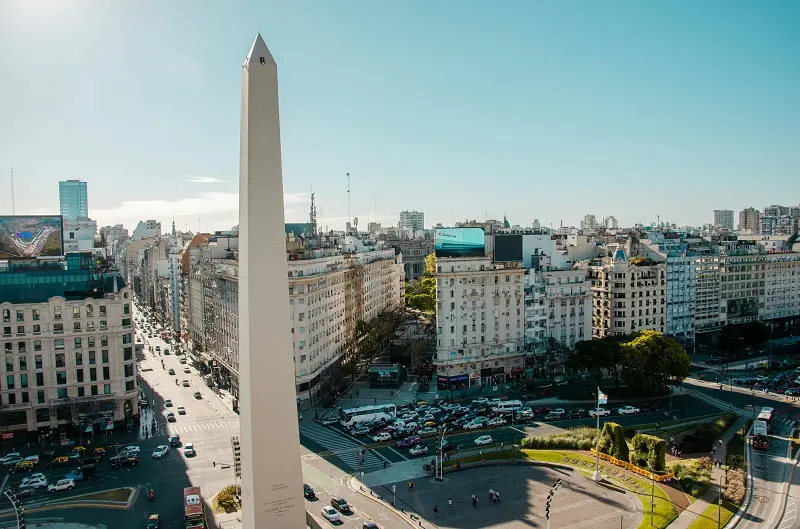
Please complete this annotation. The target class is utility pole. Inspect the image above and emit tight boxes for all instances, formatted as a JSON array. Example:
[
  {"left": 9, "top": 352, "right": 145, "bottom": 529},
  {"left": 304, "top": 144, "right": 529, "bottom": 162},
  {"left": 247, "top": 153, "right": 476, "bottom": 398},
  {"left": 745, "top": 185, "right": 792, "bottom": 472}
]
[
  {"left": 545, "top": 479, "right": 562, "bottom": 529},
  {"left": 718, "top": 474, "right": 723, "bottom": 529}
]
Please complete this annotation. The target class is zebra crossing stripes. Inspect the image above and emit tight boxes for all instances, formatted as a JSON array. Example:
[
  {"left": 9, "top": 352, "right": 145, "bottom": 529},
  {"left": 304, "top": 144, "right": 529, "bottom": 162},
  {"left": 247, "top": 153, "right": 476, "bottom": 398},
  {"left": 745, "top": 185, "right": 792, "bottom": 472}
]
[
  {"left": 166, "top": 419, "right": 239, "bottom": 435},
  {"left": 299, "top": 421, "right": 387, "bottom": 472}
]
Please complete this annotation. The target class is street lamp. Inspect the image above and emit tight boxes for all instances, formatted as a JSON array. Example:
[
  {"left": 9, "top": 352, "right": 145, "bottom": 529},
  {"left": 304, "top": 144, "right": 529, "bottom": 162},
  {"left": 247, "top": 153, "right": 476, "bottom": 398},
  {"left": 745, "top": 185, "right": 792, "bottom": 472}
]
[
  {"left": 509, "top": 426, "right": 526, "bottom": 448},
  {"left": 437, "top": 426, "right": 448, "bottom": 481},
  {"left": 646, "top": 463, "right": 656, "bottom": 527}
]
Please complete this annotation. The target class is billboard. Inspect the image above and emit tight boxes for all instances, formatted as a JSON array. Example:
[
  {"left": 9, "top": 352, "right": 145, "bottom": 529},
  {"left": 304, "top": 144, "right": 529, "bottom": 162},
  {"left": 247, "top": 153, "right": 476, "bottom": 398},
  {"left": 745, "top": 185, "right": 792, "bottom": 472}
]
[
  {"left": 435, "top": 227, "right": 485, "bottom": 258},
  {"left": 494, "top": 234, "right": 523, "bottom": 262},
  {"left": 0, "top": 216, "right": 64, "bottom": 259},
  {"left": 727, "top": 297, "right": 759, "bottom": 319}
]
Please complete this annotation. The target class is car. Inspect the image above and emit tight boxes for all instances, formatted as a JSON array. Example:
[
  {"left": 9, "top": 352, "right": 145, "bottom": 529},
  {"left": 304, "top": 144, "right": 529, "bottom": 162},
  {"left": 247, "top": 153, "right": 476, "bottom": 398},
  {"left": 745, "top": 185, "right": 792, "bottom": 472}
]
[
  {"left": 20, "top": 474, "right": 48, "bottom": 490},
  {"left": 48, "top": 478, "right": 75, "bottom": 493},
  {"left": 10, "top": 460, "right": 36, "bottom": 474},
  {"left": 350, "top": 426, "right": 370, "bottom": 437},
  {"left": 183, "top": 367, "right": 191, "bottom": 373},
  {"left": 165, "top": 399, "right": 173, "bottom": 407},
  {"left": 486, "top": 417, "right": 507, "bottom": 427},
  {"left": 183, "top": 443, "right": 196, "bottom": 457},
  {"left": 182, "top": 380, "right": 190, "bottom": 387},
  {"left": 66, "top": 463, "right": 96, "bottom": 482},
  {"left": 409, "top": 445, "right": 429, "bottom": 456},
  {"left": 589, "top": 408, "right": 611, "bottom": 417},
  {"left": 474, "top": 435, "right": 493, "bottom": 446},
  {"left": 166, "top": 412, "right": 176, "bottom": 422},
  {"left": 155, "top": 345, "right": 160, "bottom": 351},
  {"left": 92, "top": 447, "right": 106, "bottom": 458},
  {"left": 617, "top": 406, "right": 640, "bottom": 415},
  {"left": 372, "top": 432, "right": 391, "bottom": 443},
  {"left": 46, "top": 456, "right": 70, "bottom": 468},
  {"left": 180, "top": 358, "right": 187, "bottom": 364},
  {"left": 534, "top": 406, "right": 552, "bottom": 415},
  {"left": 304, "top": 483, "right": 316, "bottom": 499},
  {"left": 321, "top": 506, "right": 341, "bottom": 523},
  {"left": 193, "top": 391, "right": 202, "bottom": 399},
  {"left": 170, "top": 435, "right": 181, "bottom": 447},
  {"left": 320, "top": 418, "right": 338, "bottom": 427},
  {"left": 122, "top": 446, "right": 141, "bottom": 457},
  {"left": 1, "top": 453, "right": 23, "bottom": 467},
  {"left": 147, "top": 514, "right": 161, "bottom": 529},
  {"left": 177, "top": 406, "right": 186, "bottom": 415},
  {"left": 543, "top": 412, "right": 563, "bottom": 421},
  {"left": 168, "top": 369, "right": 175, "bottom": 375},
  {"left": 363, "top": 522, "right": 380, "bottom": 529},
  {"left": 441, "top": 441, "right": 458, "bottom": 454},
  {"left": 152, "top": 445, "right": 170, "bottom": 459},
  {"left": 331, "top": 497, "right": 352, "bottom": 514},
  {"left": 419, "top": 427, "right": 438, "bottom": 437},
  {"left": 566, "top": 409, "right": 585, "bottom": 419},
  {"left": 15, "top": 487, "right": 36, "bottom": 499},
  {"left": 639, "top": 403, "right": 660, "bottom": 413},
  {"left": 396, "top": 436, "right": 422, "bottom": 449},
  {"left": 110, "top": 456, "right": 139, "bottom": 468},
  {"left": 550, "top": 408, "right": 566, "bottom": 417}
]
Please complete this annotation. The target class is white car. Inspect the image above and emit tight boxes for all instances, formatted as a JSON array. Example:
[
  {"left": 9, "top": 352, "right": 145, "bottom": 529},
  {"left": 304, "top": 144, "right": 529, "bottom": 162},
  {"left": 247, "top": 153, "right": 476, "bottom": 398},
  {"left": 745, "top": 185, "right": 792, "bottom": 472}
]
[
  {"left": 183, "top": 367, "right": 191, "bottom": 373},
  {"left": 321, "top": 506, "right": 341, "bottom": 523},
  {"left": 409, "top": 445, "right": 429, "bottom": 456},
  {"left": 0, "top": 452, "right": 21, "bottom": 465},
  {"left": 463, "top": 421, "right": 483, "bottom": 430},
  {"left": 419, "top": 427, "right": 438, "bottom": 437},
  {"left": 487, "top": 417, "right": 507, "bottom": 427},
  {"left": 589, "top": 408, "right": 611, "bottom": 417},
  {"left": 48, "top": 479, "right": 75, "bottom": 493},
  {"left": 20, "top": 475, "right": 48, "bottom": 489},
  {"left": 472, "top": 398, "right": 488, "bottom": 405},
  {"left": 372, "top": 432, "right": 391, "bottom": 443},
  {"left": 121, "top": 445, "right": 141, "bottom": 457},
  {"left": 152, "top": 445, "right": 170, "bottom": 459},
  {"left": 183, "top": 443, "right": 196, "bottom": 457},
  {"left": 551, "top": 408, "right": 566, "bottom": 416},
  {"left": 474, "top": 435, "right": 493, "bottom": 446},
  {"left": 177, "top": 406, "right": 187, "bottom": 415},
  {"left": 617, "top": 406, "right": 640, "bottom": 415},
  {"left": 404, "top": 422, "right": 419, "bottom": 431}
]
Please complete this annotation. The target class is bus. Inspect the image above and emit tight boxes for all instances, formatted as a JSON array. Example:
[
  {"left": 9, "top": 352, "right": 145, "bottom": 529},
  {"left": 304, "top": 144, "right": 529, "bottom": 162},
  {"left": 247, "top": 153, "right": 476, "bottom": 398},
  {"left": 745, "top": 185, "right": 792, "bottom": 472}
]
[
  {"left": 490, "top": 400, "right": 523, "bottom": 414},
  {"left": 753, "top": 407, "right": 774, "bottom": 450},
  {"left": 339, "top": 404, "right": 397, "bottom": 428},
  {"left": 184, "top": 487, "right": 206, "bottom": 529}
]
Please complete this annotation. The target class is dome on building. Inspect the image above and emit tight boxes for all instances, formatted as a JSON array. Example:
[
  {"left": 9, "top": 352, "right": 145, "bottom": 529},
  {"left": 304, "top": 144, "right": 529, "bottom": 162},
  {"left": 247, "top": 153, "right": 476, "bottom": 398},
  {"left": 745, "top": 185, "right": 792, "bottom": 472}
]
[{"left": 613, "top": 247, "right": 628, "bottom": 262}]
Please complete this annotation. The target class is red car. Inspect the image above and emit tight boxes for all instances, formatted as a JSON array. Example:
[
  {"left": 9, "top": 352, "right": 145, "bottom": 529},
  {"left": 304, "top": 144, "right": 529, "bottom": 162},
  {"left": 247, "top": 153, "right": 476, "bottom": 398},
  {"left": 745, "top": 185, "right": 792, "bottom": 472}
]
[
  {"left": 396, "top": 436, "right": 422, "bottom": 449},
  {"left": 534, "top": 406, "right": 552, "bottom": 415}
]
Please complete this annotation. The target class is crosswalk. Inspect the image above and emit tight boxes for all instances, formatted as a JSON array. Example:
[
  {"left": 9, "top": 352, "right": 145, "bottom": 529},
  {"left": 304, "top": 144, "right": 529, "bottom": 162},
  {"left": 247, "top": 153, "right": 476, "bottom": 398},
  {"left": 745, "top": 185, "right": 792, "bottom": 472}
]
[
  {"left": 299, "top": 421, "right": 388, "bottom": 472},
  {"left": 164, "top": 419, "right": 239, "bottom": 436}
]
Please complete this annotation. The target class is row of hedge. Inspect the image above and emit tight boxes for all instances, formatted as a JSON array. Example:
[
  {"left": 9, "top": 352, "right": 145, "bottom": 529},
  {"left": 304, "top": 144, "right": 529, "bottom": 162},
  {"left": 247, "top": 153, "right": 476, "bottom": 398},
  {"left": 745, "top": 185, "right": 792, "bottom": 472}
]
[
  {"left": 520, "top": 427, "right": 598, "bottom": 451},
  {"left": 600, "top": 421, "right": 667, "bottom": 472}
]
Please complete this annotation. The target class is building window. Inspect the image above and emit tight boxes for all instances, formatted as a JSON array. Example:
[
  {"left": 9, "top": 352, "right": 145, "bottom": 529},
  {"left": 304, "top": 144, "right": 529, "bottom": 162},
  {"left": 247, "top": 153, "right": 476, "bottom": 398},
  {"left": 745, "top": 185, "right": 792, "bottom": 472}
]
[
  {"left": 99, "top": 306, "right": 107, "bottom": 317},
  {"left": 124, "top": 303, "right": 130, "bottom": 315},
  {"left": 55, "top": 353, "right": 65, "bottom": 368},
  {"left": 72, "top": 307, "right": 80, "bottom": 319},
  {"left": 18, "top": 342, "right": 25, "bottom": 354},
  {"left": 88, "top": 350, "right": 96, "bottom": 365},
  {"left": 102, "top": 350, "right": 109, "bottom": 363},
  {"left": 104, "top": 383, "right": 111, "bottom": 395},
  {"left": 19, "top": 373, "right": 29, "bottom": 389},
  {"left": 124, "top": 364, "right": 134, "bottom": 378},
  {"left": 122, "top": 334, "right": 131, "bottom": 345},
  {"left": 57, "top": 387, "right": 67, "bottom": 399},
  {"left": 101, "top": 335, "right": 108, "bottom": 347},
  {"left": 86, "top": 305, "right": 94, "bottom": 317},
  {"left": 125, "top": 380, "right": 135, "bottom": 392},
  {"left": 86, "top": 321, "right": 95, "bottom": 331},
  {"left": 100, "top": 320, "right": 107, "bottom": 329},
  {"left": 2, "top": 327, "right": 9, "bottom": 337},
  {"left": 54, "top": 306, "right": 61, "bottom": 320},
  {"left": 73, "top": 322, "right": 81, "bottom": 331},
  {"left": 5, "top": 357, "right": 12, "bottom": 371},
  {"left": 6, "top": 374, "right": 14, "bottom": 389},
  {"left": 16, "top": 310, "right": 24, "bottom": 322},
  {"left": 54, "top": 339, "right": 64, "bottom": 350},
  {"left": 35, "top": 355, "right": 42, "bottom": 370},
  {"left": 54, "top": 323, "right": 64, "bottom": 333},
  {"left": 37, "top": 390, "right": 45, "bottom": 404},
  {"left": 33, "top": 324, "right": 40, "bottom": 334},
  {"left": 77, "top": 369, "right": 84, "bottom": 383},
  {"left": 56, "top": 371, "right": 66, "bottom": 385},
  {"left": 75, "top": 352, "right": 83, "bottom": 366},
  {"left": 1, "top": 309, "right": 9, "bottom": 323},
  {"left": 91, "top": 385, "right": 98, "bottom": 396},
  {"left": 19, "top": 357, "right": 26, "bottom": 371},
  {"left": 74, "top": 337, "right": 82, "bottom": 349},
  {"left": 32, "top": 309, "right": 40, "bottom": 321},
  {"left": 88, "top": 336, "right": 95, "bottom": 348},
  {"left": 103, "top": 366, "right": 110, "bottom": 380},
  {"left": 16, "top": 326, "right": 24, "bottom": 335},
  {"left": 35, "top": 372, "right": 44, "bottom": 387},
  {"left": 123, "top": 347, "right": 132, "bottom": 362},
  {"left": 8, "top": 393, "right": 15, "bottom": 405},
  {"left": 3, "top": 342, "right": 10, "bottom": 354}
]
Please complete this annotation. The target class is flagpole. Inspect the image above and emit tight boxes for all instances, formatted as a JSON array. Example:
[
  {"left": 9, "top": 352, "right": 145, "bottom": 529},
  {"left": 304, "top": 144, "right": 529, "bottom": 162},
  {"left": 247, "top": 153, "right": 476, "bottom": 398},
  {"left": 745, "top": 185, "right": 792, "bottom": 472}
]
[{"left": 593, "top": 387, "right": 602, "bottom": 482}]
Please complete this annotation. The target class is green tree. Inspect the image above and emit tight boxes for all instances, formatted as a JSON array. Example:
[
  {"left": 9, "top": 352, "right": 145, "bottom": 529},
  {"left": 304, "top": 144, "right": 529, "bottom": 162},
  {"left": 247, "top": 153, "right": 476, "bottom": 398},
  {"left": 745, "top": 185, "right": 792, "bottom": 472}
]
[
  {"left": 598, "top": 422, "right": 629, "bottom": 461},
  {"left": 620, "top": 330, "right": 690, "bottom": 395},
  {"left": 405, "top": 253, "right": 437, "bottom": 315},
  {"left": 542, "top": 337, "right": 572, "bottom": 378},
  {"left": 407, "top": 339, "right": 431, "bottom": 377}
]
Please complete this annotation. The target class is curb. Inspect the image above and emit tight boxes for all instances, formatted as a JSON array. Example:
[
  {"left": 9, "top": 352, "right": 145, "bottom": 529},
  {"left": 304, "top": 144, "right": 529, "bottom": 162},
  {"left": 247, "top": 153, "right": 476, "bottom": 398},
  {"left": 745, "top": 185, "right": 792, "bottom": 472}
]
[
  {"left": 727, "top": 424, "right": 754, "bottom": 529},
  {"left": 0, "top": 487, "right": 135, "bottom": 519},
  {"left": 767, "top": 423, "right": 798, "bottom": 529},
  {"left": 347, "top": 474, "right": 427, "bottom": 529}
]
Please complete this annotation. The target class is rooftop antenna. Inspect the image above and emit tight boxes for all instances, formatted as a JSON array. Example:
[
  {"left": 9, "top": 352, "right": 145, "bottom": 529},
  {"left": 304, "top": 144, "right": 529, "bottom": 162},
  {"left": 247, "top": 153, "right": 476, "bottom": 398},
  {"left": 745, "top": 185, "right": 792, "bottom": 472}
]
[
  {"left": 10, "top": 167, "right": 15, "bottom": 215},
  {"left": 346, "top": 172, "right": 351, "bottom": 233},
  {"left": 309, "top": 188, "right": 317, "bottom": 236}
]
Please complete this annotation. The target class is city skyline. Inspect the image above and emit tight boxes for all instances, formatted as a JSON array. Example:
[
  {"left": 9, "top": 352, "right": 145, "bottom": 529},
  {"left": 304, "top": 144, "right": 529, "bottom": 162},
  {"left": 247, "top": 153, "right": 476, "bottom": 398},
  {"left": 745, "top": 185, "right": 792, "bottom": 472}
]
[{"left": 1, "top": 1, "right": 799, "bottom": 231}]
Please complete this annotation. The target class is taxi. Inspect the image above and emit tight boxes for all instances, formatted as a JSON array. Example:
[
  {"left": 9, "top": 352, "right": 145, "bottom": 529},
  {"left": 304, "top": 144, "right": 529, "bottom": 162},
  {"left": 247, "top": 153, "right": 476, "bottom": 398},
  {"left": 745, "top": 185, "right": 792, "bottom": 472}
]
[
  {"left": 10, "top": 460, "right": 35, "bottom": 474},
  {"left": 47, "top": 456, "right": 71, "bottom": 468},
  {"left": 72, "top": 446, "right": 87, "bottom": 453},
  {"left": 147, "top": 514, "right": 160, "bottom": 529},
  {"left": 93, "top": 447, "right": 106, "bottom": 458}
]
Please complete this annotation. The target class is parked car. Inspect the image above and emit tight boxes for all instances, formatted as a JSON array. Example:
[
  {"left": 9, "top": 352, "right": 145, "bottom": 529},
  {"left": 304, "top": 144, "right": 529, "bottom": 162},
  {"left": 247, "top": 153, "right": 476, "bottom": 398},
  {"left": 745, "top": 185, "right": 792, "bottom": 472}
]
[
  {"left": 566, "top": 409, "right": 585, "bottom": 419},
  {"left": 372, "top": 432, "right": 392, "bottom": 443},
  {"left": 304, "top": 483, "right": 316, "bottom": 500},
  {"left": 350, "top": 426, "right": 370, "bottom": 437},
  {"left": 166, "top": 412, "right": 176, "bottom": 422},
  {"left": 543, "top": 412, "right": 562, "bottom": 421},
  {"left": 589, "top": 408, "right": 611, "bottom": 417},
  {"left": 534, "top": 406, "right": 552, "bottom": 415},
  {"left": 396, "top": 436, "right": 422, "bottom": 449},
  {"left": 183, "top": 443, "right": 196, "bottom": 457},
  {"left": 48, "top": 478, "right": 75, "bottom": 493},
  {"left": 474, "top": 435, "right": 493, "bottom": 446},
  {"left": 639, "top": 404, "right": 659, "bottom": 413},
  {"left": 409, "top": 445, "right": 429, "bottom": 456},
  {"left": 487, "top": 417, "right": 507, "bottom": 427},
  {"left": 617, "top": 405, "right": 640, "bottom": 415},
  {"left": 321, "top": 506, "right": 341, "bottom": 523}
]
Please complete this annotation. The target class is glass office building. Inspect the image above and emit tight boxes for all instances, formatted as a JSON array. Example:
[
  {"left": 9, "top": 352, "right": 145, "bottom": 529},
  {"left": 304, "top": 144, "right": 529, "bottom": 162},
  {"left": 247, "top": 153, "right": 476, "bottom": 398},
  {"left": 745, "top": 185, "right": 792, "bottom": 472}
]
[{"left": 59, "top": 179, "right": 89, "bottom": 220}]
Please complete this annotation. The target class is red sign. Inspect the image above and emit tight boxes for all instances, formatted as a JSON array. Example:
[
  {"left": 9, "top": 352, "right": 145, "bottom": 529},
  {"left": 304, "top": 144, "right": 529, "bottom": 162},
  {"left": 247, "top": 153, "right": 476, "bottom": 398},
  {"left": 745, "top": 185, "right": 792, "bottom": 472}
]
[{"left": 1, "top": 432, "right": 14, "bottom": 440}]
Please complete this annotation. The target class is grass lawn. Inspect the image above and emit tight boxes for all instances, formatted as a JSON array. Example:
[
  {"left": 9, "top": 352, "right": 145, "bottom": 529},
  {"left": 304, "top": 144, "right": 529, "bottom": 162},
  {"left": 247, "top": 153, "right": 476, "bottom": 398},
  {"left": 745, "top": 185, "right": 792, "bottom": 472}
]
[
  {"left": 685, "top": 499, "right": 737, "bottom": 529},
  {"left": 445, "top": 449, "right": 677, "bottom": 529},
  {"left": 77, "top": 488, "right": 131, "bottom": 503}
]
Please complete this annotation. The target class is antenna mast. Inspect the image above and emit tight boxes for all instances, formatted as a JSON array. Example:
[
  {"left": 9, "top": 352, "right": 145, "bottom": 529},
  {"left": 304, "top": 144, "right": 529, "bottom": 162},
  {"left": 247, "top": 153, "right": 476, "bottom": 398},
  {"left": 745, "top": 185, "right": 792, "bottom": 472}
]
[
  {"left": 346, "top": 172, "right": 351, "bottom": 233},
  {"left": 10, "top": 167, "right": 15, "bottom": 215},
  {"left": 309, "top": 190, "right": 317, "bottom": 236}
]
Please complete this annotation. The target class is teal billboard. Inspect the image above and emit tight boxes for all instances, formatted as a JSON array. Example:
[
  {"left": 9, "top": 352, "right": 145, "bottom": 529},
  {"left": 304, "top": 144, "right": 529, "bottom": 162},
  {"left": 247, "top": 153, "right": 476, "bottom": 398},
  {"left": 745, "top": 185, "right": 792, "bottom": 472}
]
[{"left": 434, "top": 227, "right": 485, "bottom": 258}]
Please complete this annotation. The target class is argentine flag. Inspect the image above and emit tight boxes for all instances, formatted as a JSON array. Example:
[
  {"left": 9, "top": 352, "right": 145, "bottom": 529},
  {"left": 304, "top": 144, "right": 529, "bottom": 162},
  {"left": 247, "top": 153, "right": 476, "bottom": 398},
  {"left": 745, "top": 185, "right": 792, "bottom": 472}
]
[{"left": 597, "top": 388, "right": 608, "bottom": 406}]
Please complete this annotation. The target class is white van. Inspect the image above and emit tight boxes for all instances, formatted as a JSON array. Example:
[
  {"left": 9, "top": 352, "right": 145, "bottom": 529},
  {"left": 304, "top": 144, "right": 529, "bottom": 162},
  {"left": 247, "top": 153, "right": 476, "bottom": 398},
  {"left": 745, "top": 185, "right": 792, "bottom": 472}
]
[{"left": 491, "top": 400, "right": 523, "bottom": 413}]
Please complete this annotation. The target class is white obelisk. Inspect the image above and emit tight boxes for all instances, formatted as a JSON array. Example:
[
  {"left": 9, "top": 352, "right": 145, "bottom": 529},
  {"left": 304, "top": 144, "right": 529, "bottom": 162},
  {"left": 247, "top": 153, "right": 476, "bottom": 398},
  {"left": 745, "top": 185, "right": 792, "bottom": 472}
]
[{"left": 238, "top": 33, "right": 305, "bottom": 529}]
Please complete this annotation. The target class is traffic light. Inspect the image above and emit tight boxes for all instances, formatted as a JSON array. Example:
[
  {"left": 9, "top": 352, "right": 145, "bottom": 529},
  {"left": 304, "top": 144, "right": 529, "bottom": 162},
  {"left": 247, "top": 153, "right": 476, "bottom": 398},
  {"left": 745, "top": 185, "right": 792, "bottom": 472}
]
[{"left": 231, "top": 436, "right": 242, "bottom": 479}]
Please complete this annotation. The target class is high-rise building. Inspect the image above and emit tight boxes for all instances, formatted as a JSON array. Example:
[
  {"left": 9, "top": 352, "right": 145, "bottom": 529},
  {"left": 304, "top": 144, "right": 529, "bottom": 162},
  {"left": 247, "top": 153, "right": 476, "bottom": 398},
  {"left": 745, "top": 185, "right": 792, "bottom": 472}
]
[
  {"left": 581, "top": 214, "right": 598, "bottom": 231},
  {"left": 58, "top": 179, "right": 88, "bottom": 221},
  {"left": 399, "top": 210, "right": 425, "bottom": 232},
  {"left": 713, "top": 210, "right": 734, "bottom": 231},
  {"left": 603, "top": 216, "right": 619, "bottom": 229},
  {"left": 738, "top": 208, "right": 760, "bottom": 232}
]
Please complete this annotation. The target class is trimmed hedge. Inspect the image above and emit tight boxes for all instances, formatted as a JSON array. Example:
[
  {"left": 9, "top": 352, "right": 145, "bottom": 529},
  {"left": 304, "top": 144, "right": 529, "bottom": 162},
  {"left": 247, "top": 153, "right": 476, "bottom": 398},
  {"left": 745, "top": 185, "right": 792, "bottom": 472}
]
[
  {"left": 598, "top": 422, "right": 629, "bottom": 461},
  {"left": 724, "top": 468, "right": 746, "bottom": 505},
  {"left": 667, "top": 457, "right": 712, "bottom": 498},
  {"left": 520, "top": 427, "right": 599, "bottom": 450},
  {"left": 630, "top": 433, "right": 666, "bottom": 472},
  {"left": 689, "top": 412, "right": 740, "bottom": 452}
]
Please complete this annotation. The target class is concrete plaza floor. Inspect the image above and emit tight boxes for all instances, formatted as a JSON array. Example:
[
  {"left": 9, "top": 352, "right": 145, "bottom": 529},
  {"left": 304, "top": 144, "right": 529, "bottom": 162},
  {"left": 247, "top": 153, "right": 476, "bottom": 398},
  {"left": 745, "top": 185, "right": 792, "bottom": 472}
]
[{"left": 382, "top": 465, "right": 643, "bottom": 529}]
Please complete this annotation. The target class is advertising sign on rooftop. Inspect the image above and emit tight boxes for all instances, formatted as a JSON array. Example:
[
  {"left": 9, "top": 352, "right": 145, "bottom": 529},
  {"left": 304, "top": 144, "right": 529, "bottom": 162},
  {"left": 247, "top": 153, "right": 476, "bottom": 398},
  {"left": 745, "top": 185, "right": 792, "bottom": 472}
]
[
  {"left": 435, "top": 227, "right": 485, "bottom": 258},
  {"left": 0, "top": 216, "right": 64, "bottom": 260},
  {"left": 494, "top": 234, "right": 523, "bottom": 262}
]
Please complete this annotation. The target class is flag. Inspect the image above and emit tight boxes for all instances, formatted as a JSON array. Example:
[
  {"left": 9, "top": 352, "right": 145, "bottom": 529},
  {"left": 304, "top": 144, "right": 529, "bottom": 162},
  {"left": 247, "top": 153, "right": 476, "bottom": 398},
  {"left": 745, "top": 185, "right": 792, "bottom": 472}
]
[{"left": 598, "top": 388, "right": 608, "bottom": 406}]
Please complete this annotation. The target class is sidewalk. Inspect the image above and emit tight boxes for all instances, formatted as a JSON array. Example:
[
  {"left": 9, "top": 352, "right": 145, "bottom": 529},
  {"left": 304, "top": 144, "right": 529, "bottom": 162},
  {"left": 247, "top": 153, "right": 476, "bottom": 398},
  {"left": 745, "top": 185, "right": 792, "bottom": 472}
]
[{"left": 665, "top": 414, "right": 747, "bottom": 529}]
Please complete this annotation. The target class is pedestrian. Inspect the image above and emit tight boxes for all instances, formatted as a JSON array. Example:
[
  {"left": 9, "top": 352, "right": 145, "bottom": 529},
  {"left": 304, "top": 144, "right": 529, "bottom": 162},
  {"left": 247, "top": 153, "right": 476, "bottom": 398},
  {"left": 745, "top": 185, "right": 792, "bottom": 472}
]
[
  {"left": 472, "top": 495, "right": 477, "bottom": 509},
  {"left": 449, "top": 498, "right": 453, "bottom": 511},
  {"left": 718, "top": 439, "right": 723, "bottom": 448},
  {"left": 408, "top": 481, "right": 413, "bottom": 492},
  {"left": 500, "top": 441, "right": 504, "bottom": 450},
  {"left": 374, "top": 397, "right": 377, "bottom": 405},
  {"left": 356, "top": 390, "right": 359, "bottom": 398},
  {"left": 433, "top": 504, "right": 439, "bottom": 517},
  {"left": 383, "top": 460, "right": 388, "bottom": 470}
]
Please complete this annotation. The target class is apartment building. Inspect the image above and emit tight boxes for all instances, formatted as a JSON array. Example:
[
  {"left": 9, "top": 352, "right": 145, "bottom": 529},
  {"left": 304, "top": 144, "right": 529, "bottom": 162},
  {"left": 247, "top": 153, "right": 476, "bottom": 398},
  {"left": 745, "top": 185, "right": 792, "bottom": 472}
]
[
  {"left": 399, "top": 210, "right": 425, "bottom": 232},
  {"left": 524, "top": 264, "right": 591, "bottom": 351},
  {"left": 713, "top": 210, "right": 734, "bottom": 231},
  {"left": 763, "top": 252, "right": 800, "bottom": 321},
  {"left": 184, "top": 246, "right": 403, "bottom": 405},
  {"left": 585, "top": 248, "right": 666, "bottom": 338},
  {"left": 738, "top": 208, "right": 760, "bottom": 232},
  {"left": 434, "top": 257, "right": 526, "bottom": 388},
  {"left": 718, "top": 241, "right": 766, "bottom": 327},
  {"left": 0, "top": 253, "right": 138, "bottom": 435},
  {"left": 694, "top": 254, "right": 721, "bottom": 334}
]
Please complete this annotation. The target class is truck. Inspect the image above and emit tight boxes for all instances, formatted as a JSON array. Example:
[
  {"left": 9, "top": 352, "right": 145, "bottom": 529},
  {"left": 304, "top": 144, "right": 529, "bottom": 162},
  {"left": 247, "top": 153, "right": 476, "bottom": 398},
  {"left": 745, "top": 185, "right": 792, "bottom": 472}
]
[{"left": 65, "top": 463, "right": 96, "bottom": 482}]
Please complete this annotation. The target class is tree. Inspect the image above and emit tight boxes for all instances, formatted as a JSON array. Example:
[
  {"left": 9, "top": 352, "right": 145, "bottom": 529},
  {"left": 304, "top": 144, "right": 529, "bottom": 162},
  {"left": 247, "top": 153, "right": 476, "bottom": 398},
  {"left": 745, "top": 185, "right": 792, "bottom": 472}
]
[
  {"left": 405, "top": 254, "right": 437, "bottom": 315},
  {"left": 542, "top": 337, "right": 572, "bottom": 378},
  {"left": 407, "top": 340, "right": 431, "bottom": 377},
  {"left": 620, "top": 330, "right": 690, "bottom": 395}
]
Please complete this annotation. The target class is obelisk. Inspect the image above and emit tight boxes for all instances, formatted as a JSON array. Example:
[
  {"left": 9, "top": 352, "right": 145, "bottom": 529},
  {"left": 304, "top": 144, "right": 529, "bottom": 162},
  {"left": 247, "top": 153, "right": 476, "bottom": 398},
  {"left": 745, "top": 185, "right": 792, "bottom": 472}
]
[{"left": 238, "top": 33, "right": 305, "bottom": 529}]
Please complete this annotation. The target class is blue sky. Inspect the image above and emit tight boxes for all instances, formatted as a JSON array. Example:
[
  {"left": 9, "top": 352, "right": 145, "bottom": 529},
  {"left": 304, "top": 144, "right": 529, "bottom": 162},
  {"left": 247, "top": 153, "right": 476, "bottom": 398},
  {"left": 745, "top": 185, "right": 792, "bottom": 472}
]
[{"left": 0, "top": 1, "right": 798, "bottom": 232}]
